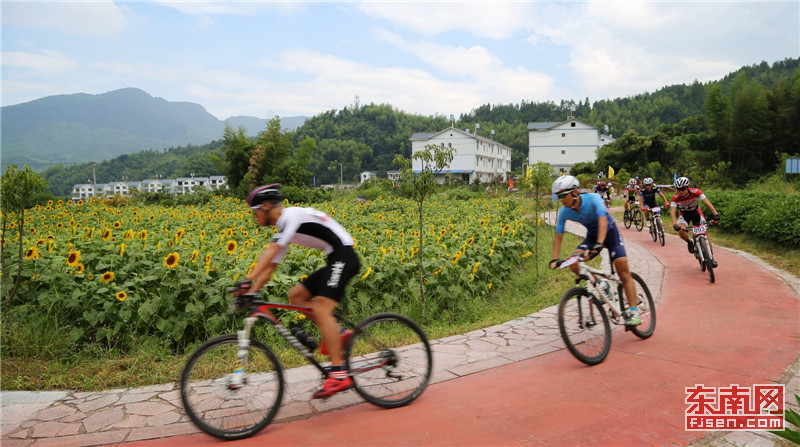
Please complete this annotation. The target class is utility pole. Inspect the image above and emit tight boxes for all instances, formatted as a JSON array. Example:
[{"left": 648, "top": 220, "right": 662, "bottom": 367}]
[
  {"left": 339, "top": 163, "right": 344, "bottom": 188},
  {"left": 92, "top": 162, "right": 97, "bottom": 186}
]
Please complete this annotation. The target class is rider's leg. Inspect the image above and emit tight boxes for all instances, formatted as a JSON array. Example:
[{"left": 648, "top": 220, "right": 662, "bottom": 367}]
[
  {"left": 612, "top": 257, "right": 638, "bottom": 309},
  {"left": 288, "top": 286, "right": 343, "bottom": 366}
]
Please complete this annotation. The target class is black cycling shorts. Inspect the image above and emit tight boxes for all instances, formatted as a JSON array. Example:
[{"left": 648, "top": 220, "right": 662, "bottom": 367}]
[{"left": 301, "top": 246, "right": 360, "bottom": 302}]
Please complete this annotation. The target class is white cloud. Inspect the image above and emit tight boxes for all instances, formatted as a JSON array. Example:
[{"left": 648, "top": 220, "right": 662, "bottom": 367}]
[
  {"left": 1, "top": 50, "right": 78, "bottom": 71},
  {"left": 2, "top": 1, "right": 128, "bottom": 37},
  {"left": 154, "top": 1, "right": 304, "bottom": 16},
  {"left": 358, "top": 2, "right": 536, "bottom": 39}
]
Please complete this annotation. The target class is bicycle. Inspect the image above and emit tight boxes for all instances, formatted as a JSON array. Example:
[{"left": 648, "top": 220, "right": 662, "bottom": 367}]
[
  {"left": 555, "top": 254, "right": 656, "bottom": 365},
  {"left": 686, "top": 222, "right": 717, "bottom": 283},
  {"left": 180, "top": 291, "right": 433, "bottom": 440},
  {"left": 624, "top": 200, "right": 644, "bottom": 231},
  {"left": 646, "top": 206, "right": 666, "bottom": 246}
]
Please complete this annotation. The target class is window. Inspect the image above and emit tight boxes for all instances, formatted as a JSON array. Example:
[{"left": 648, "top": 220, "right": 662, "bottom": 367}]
[
  {"left": 561, "top": 150, "right": 566, "bottom": 155},
  {"left": 571, "top": 122, "right": 576, "bottom": 127},
  {"left": 562, "top": 133, "right": 566, "bottom": 137},
  {"left": 448, "top": 143, "right": 452, "bottom": 148}
]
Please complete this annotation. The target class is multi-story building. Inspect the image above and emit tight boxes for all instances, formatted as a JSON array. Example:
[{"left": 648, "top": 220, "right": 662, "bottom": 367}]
[{"left": 528, "top": 116, "right": 599, "bottom": 175}]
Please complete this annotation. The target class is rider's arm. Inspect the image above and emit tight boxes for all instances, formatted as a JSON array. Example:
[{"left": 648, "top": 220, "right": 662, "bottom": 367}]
[
  {"left": 701, "top": 197, "right": 718, "bottom": 216},
  {"left": 660, "top": 192, "right": 669, "bottom": 207},
  {"left": 550, "top": 232, "right": 564, "bottom": 268},
  {"left": 248, "top": 242, "right": 282, "bottom": 291},
  {"left": 595, "top": 214, "right": 608, "bottom": 246},
  {"left": 669, "top": 202, "right": 678, "bottom": 226}
]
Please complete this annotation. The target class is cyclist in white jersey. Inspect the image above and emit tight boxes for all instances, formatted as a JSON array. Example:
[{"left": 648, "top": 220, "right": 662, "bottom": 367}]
[{"left": 239, "top": 184, "right": 360, "bottom": 398}]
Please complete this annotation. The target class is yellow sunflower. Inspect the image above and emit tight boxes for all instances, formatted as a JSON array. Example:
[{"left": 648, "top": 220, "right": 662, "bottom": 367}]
[
  {"left": 119, "top": 244, "right": 127, "bottom": 257},
  {"left": 66, "top": 250, "right": 81, "bottom": 267},
  {"left": 25, "top": 247, "right": 41, "bottom": 260},
  {"left": 205, "top": 253, "right": 212, "bottom": 265},
  {"left": 102, "top": 229, "right": 112, "bottom": 241},
  {"left": 30, "top": 227, "right": 37, "bottom": 234},
  {"left": 190, "top": 250, "right": 199, "bottom": 263},
  {"left": 139, "top": 230, "right": 148, "bottom": 240},
  {"left": 116, "top": 291, "right": 128, "bottom": 302},
  {"left": 101, "top": 271, "right": 115, "bottom": 282},
  {"left": 226, "top": 240, "right": 237, "bottom": 254},
  {"left": 164, "top": 252, "right": 180, "bottom": 269},
  {"left": 113, "top": 221, "right": 121, "bottom": 229},
  {"left": 76, "top": 263, "right": 85, "bottom": 274}
]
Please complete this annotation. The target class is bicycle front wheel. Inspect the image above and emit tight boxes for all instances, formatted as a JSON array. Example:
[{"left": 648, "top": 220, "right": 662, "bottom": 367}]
[
  {"left": 181, "top": 334, "right": 284, "bottom": 440},
  {"left": 557, "top": 288, "right": 611, "bottom": 365},
  {"left": 623, "top": 209, "right": 632, "bottom": 229},
  {"left": 617, "top": 273, "right": 656, "bottom": 339},
  {"left": 346, "top": 313, "right": 432, "bottom": 408},
  {"left": 700, "top": 239, "right": 715, "bottom": 283},
  {"left": 657, "top": 218, "right": 665, "bottom": 246},
  {"left": 649, "top": 218, "right": 658, "bottom": 241},
  {"left": 634, "top": 210, "right": 644, "bottom": 231}
]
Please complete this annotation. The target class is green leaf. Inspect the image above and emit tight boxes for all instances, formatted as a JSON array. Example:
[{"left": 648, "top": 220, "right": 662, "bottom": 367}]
[{"left": 68, "top": 327, "right": 84, "bottom": 343}]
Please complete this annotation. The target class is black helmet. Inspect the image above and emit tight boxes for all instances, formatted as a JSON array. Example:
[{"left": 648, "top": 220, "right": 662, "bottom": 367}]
[{"left": 247, "top": 184, "right": 283, "bottom": 207}]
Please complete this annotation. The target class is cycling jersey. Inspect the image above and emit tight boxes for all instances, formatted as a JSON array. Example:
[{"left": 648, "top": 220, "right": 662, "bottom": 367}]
[
  {"left": 592, "top": 185, "right": 610, "bottom": 197},
  {"left": 555, "top": 193, "right": 627, "bottom": 261},
  {"left": 272, "top": 207, "right": 355, "bottom": 263},
  {"left": 670, "top": 188, "right": 707, "bottom": 226},
  {"left": 625, "top": 184, "right": 639, "bottom": 199},
  {"left": 639, "top": 186, "right": 663, "bottom": 208}
]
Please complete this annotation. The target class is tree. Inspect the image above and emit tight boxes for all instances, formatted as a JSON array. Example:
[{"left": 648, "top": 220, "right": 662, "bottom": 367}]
[
  {"left": 393, "top": 144, "right": 455, "bottom": 311},
  {"left": 1, "top": 165, "right": 48, "bottom": 335},
  {"left": 221, "top": 123, "right": 254, "bottom": 192}
]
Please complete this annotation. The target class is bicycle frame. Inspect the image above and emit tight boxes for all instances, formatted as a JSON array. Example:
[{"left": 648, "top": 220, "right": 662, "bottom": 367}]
[
  {"left": 686, "top": 224, "right": 711, "bottom": 261},
  {"left": 559, "top": 255, "right": 623, "bottom": 319},
  {"left": 229, "top": 296, "right": 329, "bottom": 388}
]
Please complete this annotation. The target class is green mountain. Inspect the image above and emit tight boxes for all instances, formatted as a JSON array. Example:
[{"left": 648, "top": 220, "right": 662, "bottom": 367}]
[{"left": 0, "top": 87, "right": 306, "bottom": 169}]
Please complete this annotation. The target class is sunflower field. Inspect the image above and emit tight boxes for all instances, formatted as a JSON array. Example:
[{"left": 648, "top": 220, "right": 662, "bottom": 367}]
[{"left": 1, "top": 194, "right": 546, "bottom": 352}]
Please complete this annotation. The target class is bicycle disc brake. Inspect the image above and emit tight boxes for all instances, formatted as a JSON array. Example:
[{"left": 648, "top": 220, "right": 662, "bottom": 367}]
[{"left": 379, "top": 349, "right": 402, "bottom": 380}]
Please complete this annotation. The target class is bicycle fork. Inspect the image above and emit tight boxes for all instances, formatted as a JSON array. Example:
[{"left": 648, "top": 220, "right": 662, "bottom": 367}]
[{"left": 229, "top": 316, "right": 257, "bottom": 390}]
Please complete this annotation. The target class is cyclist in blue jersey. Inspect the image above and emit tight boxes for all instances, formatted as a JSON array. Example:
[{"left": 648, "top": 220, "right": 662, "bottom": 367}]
[{"left": 548, "top": 175, "right": 641, "bottom": 326}]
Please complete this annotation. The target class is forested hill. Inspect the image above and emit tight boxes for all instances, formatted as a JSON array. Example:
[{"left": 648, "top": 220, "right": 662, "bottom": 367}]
[
  {"left": 0, "top": 87, "right": 306, "bottom": 169},
  {"left": 38, "top": 57, "right": 800, "bottom": 196}
]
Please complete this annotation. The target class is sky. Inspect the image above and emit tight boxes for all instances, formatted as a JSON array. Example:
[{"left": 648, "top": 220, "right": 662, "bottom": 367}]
[{"left": 2, "top": 1, "right": 799, "bottom": 121}]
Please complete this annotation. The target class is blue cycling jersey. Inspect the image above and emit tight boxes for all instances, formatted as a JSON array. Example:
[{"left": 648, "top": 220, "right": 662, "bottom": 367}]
[{"left": 555, "top": 193, "right": 615, "bottom": 235}]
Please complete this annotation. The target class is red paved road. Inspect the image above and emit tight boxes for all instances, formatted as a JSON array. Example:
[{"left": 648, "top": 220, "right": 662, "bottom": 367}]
[{"left": 124, "top": 228, "right": 799, "bottom": 447}]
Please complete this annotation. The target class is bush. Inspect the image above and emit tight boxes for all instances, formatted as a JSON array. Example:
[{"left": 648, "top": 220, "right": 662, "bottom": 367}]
[
  {"left": 707, "top": 190, "right": 800, "bottom": 248},
  {"left": 281, "top": 185, "right": 332, "bottom": 204}
]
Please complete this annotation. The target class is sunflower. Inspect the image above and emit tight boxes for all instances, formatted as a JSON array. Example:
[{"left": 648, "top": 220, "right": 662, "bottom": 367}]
[
  {"left": 226, "top": 228, "right": 234, "bottom": 237},
  {"left": 25, "top": 247, "right": 41, "bottom": 260},
  {"left": 200, "top": 230, "right": 206, "bottom": 240},
  {"left": 451, "top": 250, "right": 463, "bottom": 264},
  {"left": 77, "top": 200, "right": 83, "bottom": 205},
  {"left": 119, "top": 244, "right": 127, "bottom": 257},
  {"left": 30, "top": 227, "right": 37, "bottom": 234},
  {"left": 175, "top": 228, "right": 185, "bottom": 241},
  {"left": 361, "top": 266, "right": 373, "bottom": 280},
  {"left": 226, "top": 240, "right": 237, "bottom": 254},
  {"left": 190, "top": 250, "right": 199, "bottom": 263},
  {"left": 164, "top": 252, "right": 180, "bottom": 269},
  {"left": 102, "top": 229, "right": 112, "bottom": 241},
  {"left": 101, "top": 271, "right": 115, "bottom": 283},
  {"left": 139, "top": 230, "right": 148, "bottom": 240},
  {"left": 205, "top": 253, "right": 213, "bottom": 265},
  {"left": 116, "top": 291, "right": 128, "bottom": 302},
  {"left": 76, "top": 263, "right": 85, "bottom": 274},
  {"left": 113, "top": 221, "right": 121, "bottom": 229},
  {"left": 66, "top": 250, "right": 81, "bottom": 267}
]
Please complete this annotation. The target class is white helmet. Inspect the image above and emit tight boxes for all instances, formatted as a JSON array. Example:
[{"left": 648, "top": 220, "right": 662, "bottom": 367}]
[
  {"left": 629, "top": 178, "right": 637, "bottom": 185},
  {"left": 643, "top": 178, "right": 654, "bottom": 186},
  {"left": 552, "top": 175, "right": 580, "bottom": 195},
  {"left": 675, "top": 177, "right": 690, "bottom": 188}
]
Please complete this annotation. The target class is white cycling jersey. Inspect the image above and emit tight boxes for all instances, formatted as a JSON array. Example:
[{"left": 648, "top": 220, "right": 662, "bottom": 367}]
[{"left": 272, "top": 207, "right": 355, "bottom": 263}]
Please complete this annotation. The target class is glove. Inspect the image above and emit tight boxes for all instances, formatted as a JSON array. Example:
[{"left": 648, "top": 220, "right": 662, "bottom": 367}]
[
  {"left": 673, "top": 224, "right": 682, "bottom": 232},
  {"left": 710, "top": 213, "right": 720, "bottom": 223},
  {"left": 588, "top": 243, "right": 604, "bottom": 255},
  {"left": 235, "top": 279, "right": 252, "bottom": 295},
  {"left": 549, "top": 259, "right": 559, "bottom": 270}
]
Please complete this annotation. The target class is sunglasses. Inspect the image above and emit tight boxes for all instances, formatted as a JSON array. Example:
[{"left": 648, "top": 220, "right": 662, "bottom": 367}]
[
  {"left": 557, "top": 191, "right": 571, "bottom": 199},
  {"left": 677, "top": 187, "right": 688, "bottom": 191}
]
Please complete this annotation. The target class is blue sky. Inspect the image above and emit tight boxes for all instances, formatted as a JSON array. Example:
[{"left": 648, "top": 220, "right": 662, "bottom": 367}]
[{"left": 2, "top": 1, "right": 798, "bottom": 121}]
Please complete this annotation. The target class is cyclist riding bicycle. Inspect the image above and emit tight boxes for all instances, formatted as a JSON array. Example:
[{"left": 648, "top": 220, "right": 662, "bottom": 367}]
[
  {"left": 240, "top": 183, "right": 361, "bottom": 398},
  {"left": 668, "top": 177, "right": 721, "bottom": 267},
  {"left": 624, "top": 178, "right": 640, "bottom": 213},
  {"left": 638, "top": 178, "right": 669, "bottom": 227},
  {"left": 549, "top": 175, "right": 641, "bottom": 326},
  {"left": 592, "top": 181, "right": 611, "bottom": 205}
]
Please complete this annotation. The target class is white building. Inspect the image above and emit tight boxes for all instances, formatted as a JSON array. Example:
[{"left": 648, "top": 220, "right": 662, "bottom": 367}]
[
  {"left": 410, "top": 126, "right": 512, "bottom": 185},
  {"left": 387, "top": 170, "right": 401, "bottom": 182},
  {"left": 359, "top": 171, "right": 378, "bottom": 184},
  {"left": 71, "top": 175, "right": 226, "bottom": 199},
  {"left": 71, "top": 184, "right": 98, "bottom": 200},
  {"left": 528, "top": 117, "right": 599, "bottom": 175}
]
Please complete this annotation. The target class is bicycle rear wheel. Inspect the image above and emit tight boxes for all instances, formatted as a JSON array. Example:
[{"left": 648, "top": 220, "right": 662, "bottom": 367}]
[
  {"left": 656, "top": 218, "right": 665, "bottom": 246},
  {"left": 181, "top": 334, "right": 284, "bottom": 440},
  {"left": 700, "top": 239, "right": 715, "bottom": 283},
  {"left": 634, "top": 210, "right": 644, "bottom": 231},
  {"left": 557, "top": 287, "right": 611, "bottom": 365},
  {"left": 346, "top": 312, "right": 432, "bottom": 408},
  {"left": 617, "top": 273, "right": 656, "bottom": 339},
  {"left": 649, "top": 217, "right": 657, "bottom": 242}
]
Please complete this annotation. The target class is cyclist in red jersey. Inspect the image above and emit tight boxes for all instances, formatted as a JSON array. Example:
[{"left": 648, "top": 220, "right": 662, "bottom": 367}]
[{"left": 668, "top": 177, "right": 721, "bottom": 267}]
